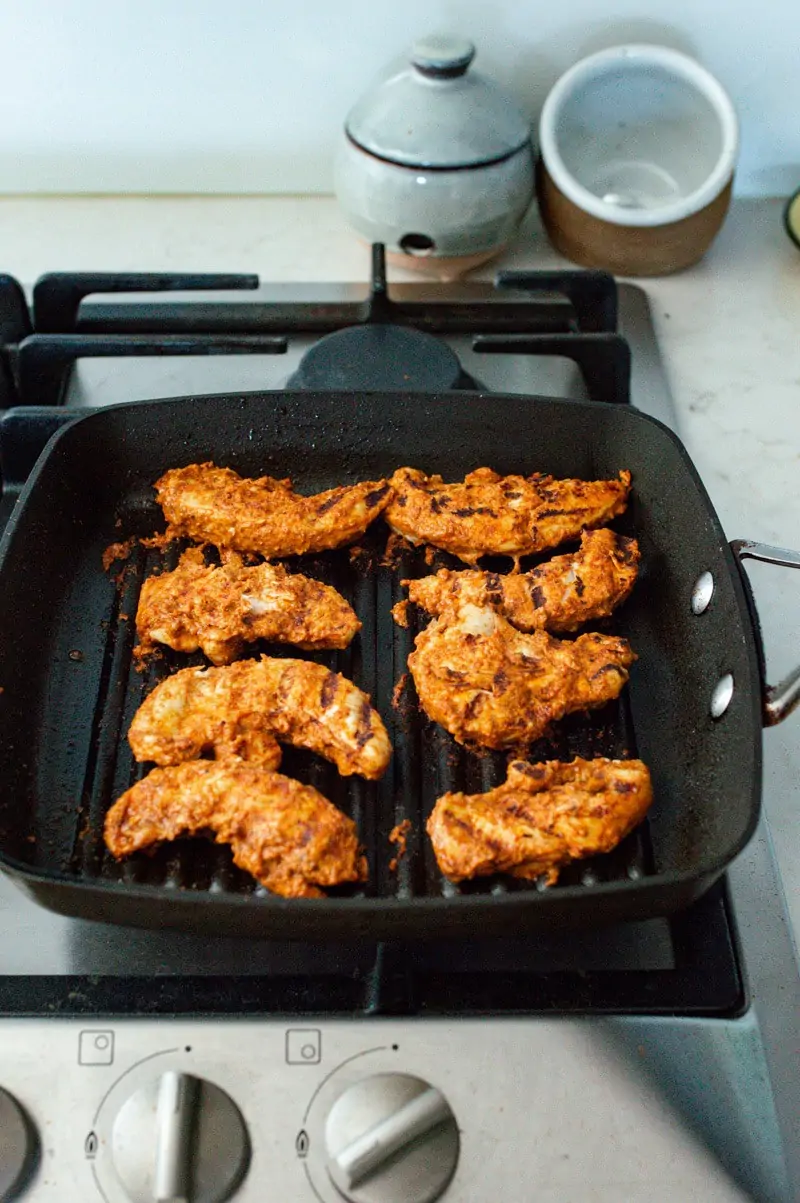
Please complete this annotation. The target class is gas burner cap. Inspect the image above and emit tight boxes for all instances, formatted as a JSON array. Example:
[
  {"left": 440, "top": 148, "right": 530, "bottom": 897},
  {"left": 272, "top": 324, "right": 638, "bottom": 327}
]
[{"left": 288, "top": 323, "right": 467, "bottom": 391}]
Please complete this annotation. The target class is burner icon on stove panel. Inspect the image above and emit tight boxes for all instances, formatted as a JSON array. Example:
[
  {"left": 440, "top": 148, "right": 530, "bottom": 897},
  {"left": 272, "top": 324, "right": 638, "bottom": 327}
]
[
  {"left": 78, "top": 1029, "right": 115, "bottom": 1065},
  {"left": 286, "top": 1029, "right": 322, "bottom": 1064}
]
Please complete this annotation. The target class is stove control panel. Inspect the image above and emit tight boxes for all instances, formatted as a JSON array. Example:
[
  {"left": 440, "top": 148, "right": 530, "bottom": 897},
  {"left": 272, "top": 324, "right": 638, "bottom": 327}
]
[{"left": 0, "top": 1017, "right": 770, "bottom": 1202}]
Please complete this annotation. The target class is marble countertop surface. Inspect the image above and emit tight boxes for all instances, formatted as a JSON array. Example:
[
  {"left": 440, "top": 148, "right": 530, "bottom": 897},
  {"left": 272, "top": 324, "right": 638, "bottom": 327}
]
[{"left": 1, "top": 193, "right": 799, "bottom": 939}]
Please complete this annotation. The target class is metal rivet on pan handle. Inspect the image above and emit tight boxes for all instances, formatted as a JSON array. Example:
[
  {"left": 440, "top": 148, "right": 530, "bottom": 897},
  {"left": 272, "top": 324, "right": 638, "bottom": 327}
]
[
  {"left": 710, "top": 673, "right": 734, "bottom": 719},
  {"left": 691, "top": 571, "right": 714, "bottom": 614}
]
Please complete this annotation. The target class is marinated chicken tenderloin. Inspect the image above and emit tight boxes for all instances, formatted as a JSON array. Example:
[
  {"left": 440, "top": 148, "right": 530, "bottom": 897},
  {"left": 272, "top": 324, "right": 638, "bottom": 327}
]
[
  {"left": 155, "top": 462, "right": 392, "bottom": 557},
  {"left": 105, "top": 758, "right": 367, "bottom": 898},
  {"left": 400, "top": 528, "right": 639, "bottom": 632},
  {"left": 386, "top": 466, "right": 631, "bottom": 565},
  {"left": 128, "top": 655, "right": 392, "bottom": 780},
  {"left": 408, "top": 603, "right": 635, "bottom": 749},
  {"left": 136, "top": 547, "right": 360, "bottom": 665},
  {"left": 428, "top": 757, "right": 652, "bottom": 885}
]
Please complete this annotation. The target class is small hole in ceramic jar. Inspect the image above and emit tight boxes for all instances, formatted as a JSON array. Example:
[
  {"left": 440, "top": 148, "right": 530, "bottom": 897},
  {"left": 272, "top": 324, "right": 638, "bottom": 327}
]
[{"left": 399, "top": 233, "right": 436, "bottom": 256}]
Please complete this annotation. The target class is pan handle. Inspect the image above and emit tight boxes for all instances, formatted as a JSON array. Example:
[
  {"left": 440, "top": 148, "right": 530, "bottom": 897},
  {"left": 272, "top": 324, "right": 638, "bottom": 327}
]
[{"left": 731, "top": 539, "right": 800, "bottom": 726}]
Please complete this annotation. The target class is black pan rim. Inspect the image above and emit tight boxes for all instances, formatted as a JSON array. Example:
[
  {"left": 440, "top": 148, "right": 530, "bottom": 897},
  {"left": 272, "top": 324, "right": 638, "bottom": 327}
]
[
  {"left": 0, "top": 387, "right": 729, "bottom": 537},
  {"left": 0, "top": 850, "right": 739, "bottom": 909}
]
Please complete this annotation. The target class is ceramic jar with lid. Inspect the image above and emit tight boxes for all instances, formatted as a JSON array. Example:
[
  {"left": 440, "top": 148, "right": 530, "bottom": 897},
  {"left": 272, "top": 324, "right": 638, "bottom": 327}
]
[{"left": 335, "top": 34, "right": 534, "bottom": 278}]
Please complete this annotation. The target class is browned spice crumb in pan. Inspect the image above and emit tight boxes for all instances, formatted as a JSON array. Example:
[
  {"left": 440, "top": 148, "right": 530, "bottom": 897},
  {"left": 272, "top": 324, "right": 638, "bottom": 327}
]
[
  {"left": 140, "top": 530, "right": 177, "bottom": 552},
  {"left": 113, "top": 561, "right": 140, "bottom": 590},
  {"left": 391, "top": 672, "right": 419, "bottom": 734},
  {"left": 218, "top": 547, "right": 261, "bottom": 567},
  {"left": 381, "top": 531, "right": 410, "bottom": 567},
  {"left": 101, "top": 537, "right": 137, "bottom": 572},
  {"left": 133, "top": 644, "right": 163, "bottom": 673},
  {"left": 391, "top": 673, "right": 409, "bottom": 711},
  {"left": 392, "top": 599, "right": 409, "bottom": 628},
  {"left": 389, "top": 819, "right": 412, "bottom": 872}
]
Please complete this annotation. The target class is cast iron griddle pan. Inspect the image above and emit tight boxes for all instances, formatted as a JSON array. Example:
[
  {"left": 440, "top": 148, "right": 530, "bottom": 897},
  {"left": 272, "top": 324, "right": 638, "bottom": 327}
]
[{"left": 0, "top": 391, "right": 783, "bottom": 938}]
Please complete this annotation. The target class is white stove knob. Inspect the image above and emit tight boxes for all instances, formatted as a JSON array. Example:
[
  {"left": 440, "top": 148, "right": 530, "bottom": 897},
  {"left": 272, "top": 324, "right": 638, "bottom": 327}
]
[
  {"left": 111, "top": 1072, "right": 249, "bottom": 1203},
  {"left": 0, "top": 1087, "right": 35, "bottom": 1198},
  {"left": 325, "top": 1073, "right": 459, "bottom": 1203}
]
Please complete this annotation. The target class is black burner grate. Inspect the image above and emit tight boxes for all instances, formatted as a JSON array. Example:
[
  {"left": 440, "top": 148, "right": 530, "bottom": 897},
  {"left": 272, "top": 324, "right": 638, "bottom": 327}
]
[{"left": 0, "top": 246, "right": 630, "bottom": 407}]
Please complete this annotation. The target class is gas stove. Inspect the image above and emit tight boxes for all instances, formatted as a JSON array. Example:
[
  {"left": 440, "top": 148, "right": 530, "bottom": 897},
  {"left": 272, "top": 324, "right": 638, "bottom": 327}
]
[{"left": 0, "top": 251, "right": 796, "bottom": 1202}]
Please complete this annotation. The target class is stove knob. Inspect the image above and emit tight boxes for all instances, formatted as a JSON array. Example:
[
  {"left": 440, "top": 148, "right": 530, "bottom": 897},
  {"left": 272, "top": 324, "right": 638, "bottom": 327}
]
[
  {"left": 111, "top": 1072, "right": 249, "bottom": 1203},
  {"left": 325, "top": 1073, "right": 459, "bottom": 1203},
  {"left": 0, "top": 1087, "right": 36, "bottom": 1198}
]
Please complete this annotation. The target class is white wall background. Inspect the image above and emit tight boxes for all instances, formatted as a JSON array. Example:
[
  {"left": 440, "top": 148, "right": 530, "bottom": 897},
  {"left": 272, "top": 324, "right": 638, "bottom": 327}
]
[{"left": 0, "top": 0, "right": 795, "bottom": 196}]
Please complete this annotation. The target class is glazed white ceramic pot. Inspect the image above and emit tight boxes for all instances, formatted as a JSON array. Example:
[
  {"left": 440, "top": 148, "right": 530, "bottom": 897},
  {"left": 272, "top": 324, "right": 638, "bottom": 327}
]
[{"left": 335, "top": 34, "right": 534, "bottom": 277}]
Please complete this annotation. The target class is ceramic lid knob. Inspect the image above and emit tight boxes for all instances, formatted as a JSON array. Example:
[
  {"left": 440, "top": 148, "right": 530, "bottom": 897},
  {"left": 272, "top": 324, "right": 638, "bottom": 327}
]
[
  {"left": 344, "top": 33, "right": 531, "bottom": 169},
  {"left": 410, "top": 34, "right": 475, "bottom": 77}
]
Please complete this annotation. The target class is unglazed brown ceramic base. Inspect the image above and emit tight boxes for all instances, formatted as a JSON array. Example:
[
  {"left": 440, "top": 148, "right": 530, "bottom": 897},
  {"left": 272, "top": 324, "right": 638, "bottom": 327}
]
[
  {"left": 537, "top": 158, "right": 733, "bottom": 276},
  {"left": 359, "top": 241, "right": 504, "bottom": 281}
]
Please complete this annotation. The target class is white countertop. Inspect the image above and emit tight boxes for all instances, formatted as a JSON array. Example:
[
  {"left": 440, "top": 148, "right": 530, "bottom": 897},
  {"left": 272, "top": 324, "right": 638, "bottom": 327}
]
[{"left": 2, "top": 193, "right": 800, "bottom": 939}]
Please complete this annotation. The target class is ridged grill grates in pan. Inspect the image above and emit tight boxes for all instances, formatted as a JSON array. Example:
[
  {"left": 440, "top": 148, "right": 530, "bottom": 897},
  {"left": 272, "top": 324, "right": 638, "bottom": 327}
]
[{"left": 70, "top": 525, "right": 653, "bottom": 901}]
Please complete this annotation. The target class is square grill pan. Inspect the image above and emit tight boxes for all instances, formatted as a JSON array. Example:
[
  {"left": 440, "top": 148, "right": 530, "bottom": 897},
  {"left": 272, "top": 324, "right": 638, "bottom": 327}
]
[{"left": 0, "top": 392, "right": 762, "bottom": 939}]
